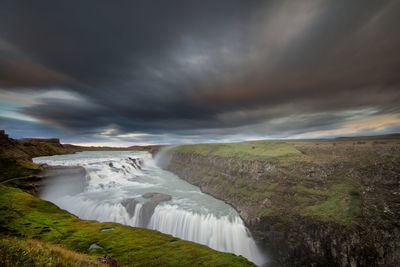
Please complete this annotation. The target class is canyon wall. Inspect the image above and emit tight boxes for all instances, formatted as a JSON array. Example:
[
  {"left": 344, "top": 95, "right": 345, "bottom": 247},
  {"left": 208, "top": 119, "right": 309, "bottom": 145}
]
[{"left": 164, "top": 139, "right": 400, "bottom": 266}]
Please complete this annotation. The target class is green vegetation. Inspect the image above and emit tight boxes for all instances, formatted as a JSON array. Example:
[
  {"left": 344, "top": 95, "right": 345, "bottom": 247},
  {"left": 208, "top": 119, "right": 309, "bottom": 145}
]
[
  {"left": 1, "top": 131, "right": 398, "bottom": 266},
  {"left": 0, "top": 154, "right": 41, "bottom": 182},
  {"left": 0, "top": 237, "right": 105, "bottom": 267},
  {"left": 168, "top": 135, "right": 400, "bottom": 230},
  {"left": 16, "top": 143, "right": 56, "bottom": 158},
  {"left": 175, "top": 141, "right": 303, "bottom": 162},
  {"left": 0, "top": 132, "right": 255, "bottom": 266},
  {"left": 293, "top": 183, "right": 361, "bottom": 226},
  {"left": 0, "top": 135, "right": 82, "bottom": 182},
  {"left": 166, "top": 135, "right": 400, "bottom": 265},
  {"left": 0, "top": 186, "right": 255, "bottom": 266}
]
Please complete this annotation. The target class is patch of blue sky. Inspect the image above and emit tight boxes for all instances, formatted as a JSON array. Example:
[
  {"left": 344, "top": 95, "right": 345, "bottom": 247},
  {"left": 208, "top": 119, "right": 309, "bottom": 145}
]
[{"left": 0, "top": 100, "right": 37, "bottom": 122}]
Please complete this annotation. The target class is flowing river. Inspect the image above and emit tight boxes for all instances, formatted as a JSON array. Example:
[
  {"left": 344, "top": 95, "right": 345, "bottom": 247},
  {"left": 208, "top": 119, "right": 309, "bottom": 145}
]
[{"left": 33, "top": 151, "right": 266, "bottom": 266}]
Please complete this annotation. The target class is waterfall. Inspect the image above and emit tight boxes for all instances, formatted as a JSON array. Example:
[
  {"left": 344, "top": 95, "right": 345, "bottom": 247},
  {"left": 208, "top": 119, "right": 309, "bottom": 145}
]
[{"left": 34, "top": 151, "right": 267, "bottom": 266}]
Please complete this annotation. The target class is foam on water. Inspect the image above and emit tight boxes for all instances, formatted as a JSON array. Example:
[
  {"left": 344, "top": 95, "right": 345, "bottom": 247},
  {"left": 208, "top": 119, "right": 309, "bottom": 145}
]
[{"left": 34, "top": 151, "right": 266, "bottom": 266}]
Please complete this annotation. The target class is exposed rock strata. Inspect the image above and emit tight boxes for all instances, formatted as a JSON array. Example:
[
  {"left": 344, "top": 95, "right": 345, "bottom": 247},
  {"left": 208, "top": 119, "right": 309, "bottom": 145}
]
[{"left": 165, "top": 145, "right": 400, "bottom": 266}]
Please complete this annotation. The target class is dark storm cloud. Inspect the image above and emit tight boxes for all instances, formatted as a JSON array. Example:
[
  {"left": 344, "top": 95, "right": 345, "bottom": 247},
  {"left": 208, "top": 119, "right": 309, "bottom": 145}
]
[
  {"left": 0, "top": 0, "right": 400, "bottom": 142},
  {"left": 0, "top": 116, "right": 74, "bottom": 141},
  {"left": 0, "top": 57, "right": 70, "bottom": 87}
]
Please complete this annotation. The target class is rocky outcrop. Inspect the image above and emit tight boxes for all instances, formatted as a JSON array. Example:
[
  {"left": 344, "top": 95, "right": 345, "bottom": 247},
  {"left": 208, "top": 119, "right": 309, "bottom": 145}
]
[
  {"left": 0, "top": 130, "right": 9, "bottom": 145},
  {"left": 164, "top": 142, "right": 400, "bottom": 266},
  {"left": 122, "top": 198, "right": 140, "bottom": 218},
  {"left": 122, "top": 192, "right": 172, "bottom": 227},
  {"left": 140, "top": 192, "right": 172, "bottom": 227},
  {"left": 97, "top": 255, "right": 119, "bottom": 267}
]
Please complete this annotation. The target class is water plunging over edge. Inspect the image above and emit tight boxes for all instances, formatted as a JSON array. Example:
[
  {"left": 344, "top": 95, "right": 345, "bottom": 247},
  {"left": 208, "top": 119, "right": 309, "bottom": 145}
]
[{"left": 34, "top": 151, "right": 267, "bottom": 266}]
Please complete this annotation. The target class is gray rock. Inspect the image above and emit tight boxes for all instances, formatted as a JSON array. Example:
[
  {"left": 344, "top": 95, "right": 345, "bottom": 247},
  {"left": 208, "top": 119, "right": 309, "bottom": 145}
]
[
  {"left": 121, "top": 198, "right": 139, "bottom": 218},
  {"left": 139, "top": 192, "right": 172, "bottom": 227},
  {"left": 101, "top": 227, "right": 115, "bottom": 232},
  {"left": 121, "top": 192, "right": 172, "bottom": 227},
  {"left": 88, "top": 243, "right": 102, "bottom": 249}
]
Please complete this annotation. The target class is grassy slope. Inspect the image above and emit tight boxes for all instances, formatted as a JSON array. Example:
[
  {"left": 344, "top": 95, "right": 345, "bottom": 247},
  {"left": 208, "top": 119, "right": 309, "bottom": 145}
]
[
  {"left": 0, "top": 185, "right": 254, "bottom": 267},
  {"left": 0, "top": 154, "right": 41, "bottom": 181},
  {"left": 1, "top": 237, "right": 107, "bottom": 267},
  {"left": 173, "top": 136, "right": 400, "bottom": 228}
]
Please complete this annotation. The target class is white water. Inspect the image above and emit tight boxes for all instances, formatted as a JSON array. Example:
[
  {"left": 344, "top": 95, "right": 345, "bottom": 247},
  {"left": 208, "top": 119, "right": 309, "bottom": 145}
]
[{"left": 33, "top": 151, "right": 266, "bottom": 265}]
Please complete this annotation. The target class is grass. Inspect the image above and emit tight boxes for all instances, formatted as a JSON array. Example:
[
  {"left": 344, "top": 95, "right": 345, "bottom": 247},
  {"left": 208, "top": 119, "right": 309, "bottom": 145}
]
[
  {"left": 167, "top": 138, "right": 383, "bottom": 228},
  {"left": 0, "top": 185, "right": 255, "bottom": 266},
  {"left": 293, "top": 183, "right": 361, "bottom": 226},
  {"left": 175, "top": 141, "right": 303, "bottom": 162},
  {"left": 0, "top": 154, "right": 41, "bottom": 182},
  {"left": 15, "top": 143, "right": 59, "bottom": 158},
  {"left": 0, "top": 236, "right": 106, "bottom": 267},
  {"left": 165, "top": 135, "right": 400, "bottom": 266}
]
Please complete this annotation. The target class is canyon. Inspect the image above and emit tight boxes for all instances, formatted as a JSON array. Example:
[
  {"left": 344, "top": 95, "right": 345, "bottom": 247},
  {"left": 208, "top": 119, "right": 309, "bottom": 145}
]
[{"left": 164, "top": 137, "right": 400, "bottom": 266}]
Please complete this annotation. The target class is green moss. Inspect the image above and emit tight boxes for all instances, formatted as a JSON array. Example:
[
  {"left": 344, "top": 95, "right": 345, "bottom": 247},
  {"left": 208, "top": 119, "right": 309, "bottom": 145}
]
[
  {"left": 43, "top": 143, "right": 57, "bottom": 154},
  {"left": 258, "top": 208, "right": 273, "bottom": 217},
  {"left": 0, "top": 186, "right": 255, "bottom": 266},
  {"left": 346, "top": 190, "right": 361, "bottom": 217},
  {"left": 259, "top": 183, "right": 279, "bottom": 192},
  {"left": 228, "top": 187, "right": 250, "bottom": 197},
  {"left": 15, "top": 141, "right": 64, "bottom": 158},
  {"left": 252, "top": 191, "right": 273, "bottom": 202},
  {"left": 0, "top": 154, "right": 40, "bottom": 182},
  {"left": 18, "top": 160, "right": 41, "bottom": 171},
  {"left": 175, "top": 141, "right": 303, "bottom": 162},
  {"left": 170, "top": 136, "right": 400, "bottom": 232},
  {"left": 292, "top": 185, "right": 329, "bottom": 197},
  {"left": 201, "top": 175, "right": 213, "bottom": 183},
  {"left": 298, "top": 184, "right": 361, "bottom": 226}
]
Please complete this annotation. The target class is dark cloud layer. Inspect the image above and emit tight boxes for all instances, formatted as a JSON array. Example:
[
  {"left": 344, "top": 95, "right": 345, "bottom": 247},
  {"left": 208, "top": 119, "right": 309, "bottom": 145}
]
[{"left": 0, "top": 0, "right": 400, "bottom": 143}]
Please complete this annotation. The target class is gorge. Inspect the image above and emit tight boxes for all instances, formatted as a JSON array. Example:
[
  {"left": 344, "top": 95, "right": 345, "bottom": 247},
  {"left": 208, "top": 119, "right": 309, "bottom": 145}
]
[
  {"left": 1, "top": 133, "right": 399, "bottom": 266},
  {"left": 33, "top": 151, "right": 267, "bottom": 266},
  {"left": 163, "top": 138, "right": 400, "bottom": 266}
]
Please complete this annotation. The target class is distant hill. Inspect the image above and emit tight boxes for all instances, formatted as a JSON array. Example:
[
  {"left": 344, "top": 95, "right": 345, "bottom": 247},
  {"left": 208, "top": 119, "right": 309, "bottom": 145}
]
[{"left": 334, "top": 133, "right": 400, "bottom": 141}]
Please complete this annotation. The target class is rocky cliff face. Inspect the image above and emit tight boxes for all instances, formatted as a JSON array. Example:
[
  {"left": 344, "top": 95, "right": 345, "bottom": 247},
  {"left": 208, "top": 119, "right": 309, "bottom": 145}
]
[{"left": 164, "top": 139, "right": 400, "bottom": 266}]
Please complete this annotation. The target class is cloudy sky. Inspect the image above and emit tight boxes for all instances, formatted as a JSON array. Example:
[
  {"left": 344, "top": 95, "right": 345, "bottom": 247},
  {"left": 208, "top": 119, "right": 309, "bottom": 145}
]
[{"left": 1, "top": 0, "right": 399, "bottom": 146}]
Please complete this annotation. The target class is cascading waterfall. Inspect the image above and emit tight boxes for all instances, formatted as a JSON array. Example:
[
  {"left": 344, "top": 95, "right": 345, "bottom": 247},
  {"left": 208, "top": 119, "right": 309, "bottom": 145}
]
[{"left": 34, "top": 151, "right": 266, "bottom": 266}]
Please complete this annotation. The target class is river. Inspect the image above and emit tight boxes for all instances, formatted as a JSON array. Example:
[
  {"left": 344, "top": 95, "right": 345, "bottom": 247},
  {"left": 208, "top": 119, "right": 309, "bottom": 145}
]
[{"left": 33, "top": 151, "right": 266, "bottom": 266}]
